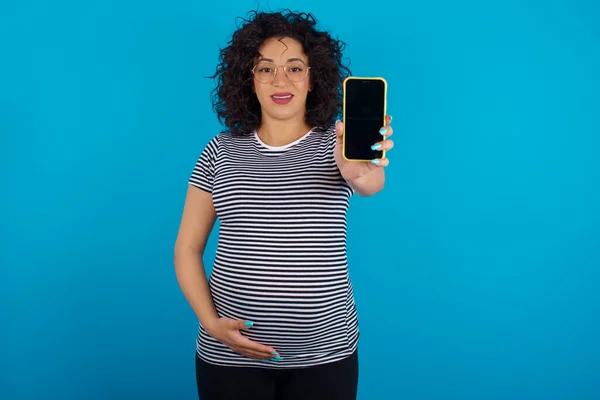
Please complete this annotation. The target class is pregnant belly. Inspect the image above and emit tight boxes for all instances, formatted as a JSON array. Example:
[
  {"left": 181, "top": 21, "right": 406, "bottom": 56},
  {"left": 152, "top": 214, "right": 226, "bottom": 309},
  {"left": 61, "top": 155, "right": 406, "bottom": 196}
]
[{"left": 208, "top": 266, "right": 351, "bottom": 355}]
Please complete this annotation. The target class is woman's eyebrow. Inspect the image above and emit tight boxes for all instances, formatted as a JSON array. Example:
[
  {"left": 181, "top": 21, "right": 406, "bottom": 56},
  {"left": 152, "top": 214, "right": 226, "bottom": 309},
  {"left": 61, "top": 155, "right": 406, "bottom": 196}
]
[{"left": 256, "top": 57, "right": 306, "bottom": 63}]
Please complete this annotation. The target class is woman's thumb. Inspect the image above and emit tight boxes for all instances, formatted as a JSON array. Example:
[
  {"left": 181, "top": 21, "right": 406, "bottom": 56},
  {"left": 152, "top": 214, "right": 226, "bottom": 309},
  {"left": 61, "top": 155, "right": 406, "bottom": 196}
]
[
  {"left": 335, "top": 120, "right": 344, "bottom": 137},
  {"left": 239, "top": 320, "right": 254, "bottom": 331}
]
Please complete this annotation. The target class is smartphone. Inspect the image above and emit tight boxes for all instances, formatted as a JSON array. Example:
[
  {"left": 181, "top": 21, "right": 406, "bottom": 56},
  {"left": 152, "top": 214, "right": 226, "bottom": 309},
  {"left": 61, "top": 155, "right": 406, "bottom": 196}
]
[{"left": 342, "top": 77, "right": 388, "bottom": 162}]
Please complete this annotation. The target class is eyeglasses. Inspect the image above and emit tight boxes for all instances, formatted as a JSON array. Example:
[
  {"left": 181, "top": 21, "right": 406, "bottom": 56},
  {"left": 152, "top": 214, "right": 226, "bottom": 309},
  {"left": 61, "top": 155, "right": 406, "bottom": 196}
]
[{"left": 251, "top": 60, "right": 311, "bottom": 84}]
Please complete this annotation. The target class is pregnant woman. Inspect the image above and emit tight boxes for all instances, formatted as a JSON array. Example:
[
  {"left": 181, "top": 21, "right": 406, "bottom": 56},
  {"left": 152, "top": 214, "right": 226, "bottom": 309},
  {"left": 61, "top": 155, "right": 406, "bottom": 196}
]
[{"left": 174, "top": 9, "right": 394, "bottom": 400}]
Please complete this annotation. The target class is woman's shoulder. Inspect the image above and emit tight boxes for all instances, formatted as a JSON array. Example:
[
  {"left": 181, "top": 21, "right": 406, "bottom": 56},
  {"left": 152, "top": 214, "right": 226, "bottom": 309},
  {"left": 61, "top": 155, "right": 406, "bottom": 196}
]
[
  {"left": 310, "top": 124, "right": 336, "bottom": 143},
  {"left": 202, "top": 130, "right": 254, "bottom": 147},
  {"left": 196, "top": 131, "right": 230, "bottom": 159},
  {"left": 315, "top": 124, "right": 338, "bottom": 153}
]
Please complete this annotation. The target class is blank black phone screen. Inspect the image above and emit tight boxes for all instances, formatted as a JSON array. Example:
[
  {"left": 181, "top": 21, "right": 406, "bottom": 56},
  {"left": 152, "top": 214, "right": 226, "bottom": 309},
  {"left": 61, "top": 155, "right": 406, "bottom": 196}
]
[{"left": 343, "top": 78, "right": 386, "bottom": 161}]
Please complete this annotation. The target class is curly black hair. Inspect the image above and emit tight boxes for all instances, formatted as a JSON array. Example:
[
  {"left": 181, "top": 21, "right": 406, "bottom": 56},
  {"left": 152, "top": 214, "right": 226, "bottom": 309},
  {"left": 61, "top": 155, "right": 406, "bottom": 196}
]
[{"left": 209, "top": 9, "right": 352, "bottom": 135}]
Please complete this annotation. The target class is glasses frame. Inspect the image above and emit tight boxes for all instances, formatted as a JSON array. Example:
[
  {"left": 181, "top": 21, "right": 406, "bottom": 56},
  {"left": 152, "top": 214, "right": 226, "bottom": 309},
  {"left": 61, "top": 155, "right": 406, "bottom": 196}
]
[{"left": 250, "top": 60, "right": 311, "bottom": 84}]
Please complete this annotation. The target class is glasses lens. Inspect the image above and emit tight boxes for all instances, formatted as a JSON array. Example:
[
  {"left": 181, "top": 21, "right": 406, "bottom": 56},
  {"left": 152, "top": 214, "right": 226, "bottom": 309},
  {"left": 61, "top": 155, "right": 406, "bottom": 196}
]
[
  {"left": 285, "top": 61, "right": 308, "bottom": 82},
  {"left": 253, "top": 61, "right": 275, "bottom": 83}
]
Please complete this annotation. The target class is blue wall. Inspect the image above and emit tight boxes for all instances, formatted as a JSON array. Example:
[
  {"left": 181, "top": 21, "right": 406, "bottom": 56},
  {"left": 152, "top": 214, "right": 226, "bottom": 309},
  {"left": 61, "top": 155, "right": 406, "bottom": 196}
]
[{"left": 1, "top": 1, "right": 599, "bottom": 399}]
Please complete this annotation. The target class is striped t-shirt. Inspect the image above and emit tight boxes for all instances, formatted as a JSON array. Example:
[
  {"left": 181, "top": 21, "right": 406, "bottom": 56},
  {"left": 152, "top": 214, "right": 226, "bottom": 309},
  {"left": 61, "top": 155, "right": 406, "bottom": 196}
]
[{"left": 189, "top": 125, "right": 359, "bottom": 369}]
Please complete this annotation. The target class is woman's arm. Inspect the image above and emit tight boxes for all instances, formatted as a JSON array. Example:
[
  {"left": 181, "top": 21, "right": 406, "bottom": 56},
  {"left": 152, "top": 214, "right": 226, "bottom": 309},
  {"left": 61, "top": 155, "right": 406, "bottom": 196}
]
[
  {"left": 174, "top": 185, "right": 219, "bottom": 332},
  {"left": 173, "top": 185, "right": 280, "bottom": 359}
]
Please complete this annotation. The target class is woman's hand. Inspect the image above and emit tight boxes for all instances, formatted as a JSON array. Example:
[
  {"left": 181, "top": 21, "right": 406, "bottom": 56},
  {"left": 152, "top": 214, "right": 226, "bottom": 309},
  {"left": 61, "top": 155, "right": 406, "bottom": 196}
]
[
  {"left": 205, "top": 317, "right": 281, "bottom": 361},
  {"left": 334, "top": 115, "right": 394, "bottom": 183}
]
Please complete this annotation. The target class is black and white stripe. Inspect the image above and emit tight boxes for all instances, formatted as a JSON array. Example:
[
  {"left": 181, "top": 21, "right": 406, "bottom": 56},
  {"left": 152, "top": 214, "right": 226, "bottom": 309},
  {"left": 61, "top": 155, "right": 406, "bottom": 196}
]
[{"left": 189, "top": 126, "right": 359, "bottom": 369}]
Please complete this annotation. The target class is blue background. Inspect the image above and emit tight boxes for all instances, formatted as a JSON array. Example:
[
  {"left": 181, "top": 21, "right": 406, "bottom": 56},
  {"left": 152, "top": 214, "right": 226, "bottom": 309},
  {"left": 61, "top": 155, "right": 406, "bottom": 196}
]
[{"left": 1, "top": 0, "right": 599, "bottom": 399}]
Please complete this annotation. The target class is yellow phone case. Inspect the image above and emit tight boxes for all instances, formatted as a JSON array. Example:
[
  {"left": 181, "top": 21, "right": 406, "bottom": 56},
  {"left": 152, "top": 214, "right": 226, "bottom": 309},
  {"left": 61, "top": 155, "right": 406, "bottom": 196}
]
[{"left": 342, "top": 76, "right": 388, "bottom": 162}]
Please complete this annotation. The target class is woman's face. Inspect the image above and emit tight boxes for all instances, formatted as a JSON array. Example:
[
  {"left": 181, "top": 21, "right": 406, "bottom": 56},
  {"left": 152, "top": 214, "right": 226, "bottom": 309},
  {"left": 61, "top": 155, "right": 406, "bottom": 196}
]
[{"left": 252, "top": 37, "right": 312, "bottom": 123}]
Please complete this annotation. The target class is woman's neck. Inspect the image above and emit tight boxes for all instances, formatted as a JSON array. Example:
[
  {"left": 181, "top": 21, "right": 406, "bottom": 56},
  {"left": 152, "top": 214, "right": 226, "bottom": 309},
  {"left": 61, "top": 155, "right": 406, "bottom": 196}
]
[{"left": 257, "top": 115, "right": 312, "bottom": 147}]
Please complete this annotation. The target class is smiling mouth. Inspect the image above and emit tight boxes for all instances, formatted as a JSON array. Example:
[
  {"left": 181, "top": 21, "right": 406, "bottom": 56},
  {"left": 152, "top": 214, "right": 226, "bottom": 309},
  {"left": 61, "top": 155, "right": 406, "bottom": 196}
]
[{"left": 271, "top": 94, "right": 294, "bottom": 104}]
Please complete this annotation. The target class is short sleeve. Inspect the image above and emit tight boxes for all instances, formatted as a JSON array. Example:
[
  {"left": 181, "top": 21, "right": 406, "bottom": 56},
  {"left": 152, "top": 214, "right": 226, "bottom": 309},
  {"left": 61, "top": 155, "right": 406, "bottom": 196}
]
[{"left": 189, "top": 135, "right": 219, "bottom": 193}]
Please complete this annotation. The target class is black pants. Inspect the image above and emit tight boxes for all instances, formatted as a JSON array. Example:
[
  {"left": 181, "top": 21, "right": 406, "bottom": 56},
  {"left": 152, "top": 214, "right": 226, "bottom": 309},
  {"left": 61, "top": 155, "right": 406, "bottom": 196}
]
[{"left": 195, "top": 349, "right": 359, "bottom": 400}]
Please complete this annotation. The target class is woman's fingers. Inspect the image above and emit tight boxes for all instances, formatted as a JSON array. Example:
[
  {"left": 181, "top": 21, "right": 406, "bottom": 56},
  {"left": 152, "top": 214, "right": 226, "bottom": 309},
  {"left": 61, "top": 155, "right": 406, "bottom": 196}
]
[
  {"left": 371, "top": 139, "right": 394, "bottom": 152},
  {"left": 230, "top": 333, "right": 279, "bottom": 359},
  {"left": 379, "top": 124, "right": 393, "bottom": 138},
  {"left": 370, "top": 158, "right": 390, "bottom": 167},
  {"left": 372, "top": 117, "right": 394, "bottom": 163},
  {"left": 231, "top": 346, "right": 280, "bottom": 361}
]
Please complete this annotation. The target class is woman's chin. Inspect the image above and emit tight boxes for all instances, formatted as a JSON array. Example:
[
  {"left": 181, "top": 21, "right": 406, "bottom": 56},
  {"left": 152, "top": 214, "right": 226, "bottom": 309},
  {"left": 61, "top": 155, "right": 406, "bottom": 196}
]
[{"left": 263, "top": 108, "right": 305, "bottom": 122}]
